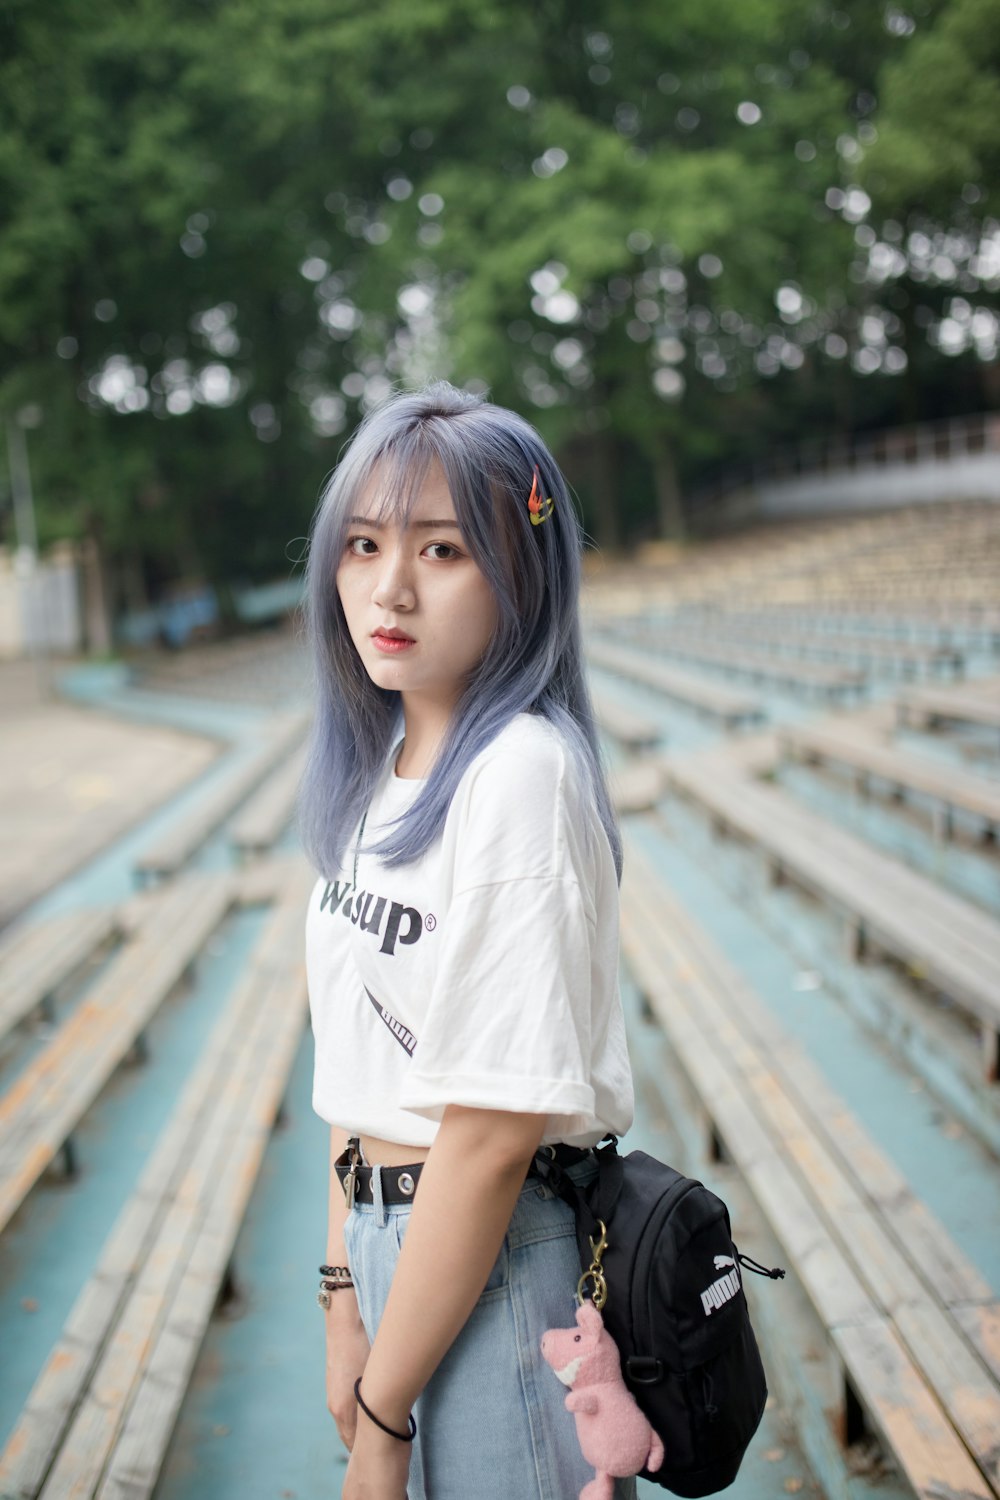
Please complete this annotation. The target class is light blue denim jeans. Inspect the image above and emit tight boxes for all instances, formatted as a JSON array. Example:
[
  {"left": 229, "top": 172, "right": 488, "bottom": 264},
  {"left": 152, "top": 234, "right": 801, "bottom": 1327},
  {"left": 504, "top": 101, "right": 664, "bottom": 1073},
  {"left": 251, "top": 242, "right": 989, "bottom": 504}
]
[{"left": 343, "top": 1154, "right": 638, "bottom": 1500}]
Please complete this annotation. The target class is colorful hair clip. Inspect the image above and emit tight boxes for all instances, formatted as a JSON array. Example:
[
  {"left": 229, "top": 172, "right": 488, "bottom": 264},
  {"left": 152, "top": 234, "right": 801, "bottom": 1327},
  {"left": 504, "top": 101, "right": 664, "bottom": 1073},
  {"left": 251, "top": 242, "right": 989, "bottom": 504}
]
[{"left": 527, "top": 466, "right": 555, "bottom": 526}]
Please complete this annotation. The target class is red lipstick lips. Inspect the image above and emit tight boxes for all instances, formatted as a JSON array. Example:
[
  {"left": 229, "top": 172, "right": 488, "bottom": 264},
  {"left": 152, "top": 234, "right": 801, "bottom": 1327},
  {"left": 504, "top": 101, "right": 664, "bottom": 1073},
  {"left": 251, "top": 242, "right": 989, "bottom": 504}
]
[{"left": 372, "top": 627, "right": 416, "bottom": 654}]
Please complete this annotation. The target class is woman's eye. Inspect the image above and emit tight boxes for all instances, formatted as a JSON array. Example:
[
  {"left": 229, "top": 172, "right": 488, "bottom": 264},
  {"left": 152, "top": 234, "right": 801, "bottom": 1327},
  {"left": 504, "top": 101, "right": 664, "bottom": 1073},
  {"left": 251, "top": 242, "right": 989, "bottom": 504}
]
[
  {"left": 347, "top": 535, "right": 378, "bottom": 556},
  {"left": 424, "top": 542, "right": 459, "bottom": 561}
]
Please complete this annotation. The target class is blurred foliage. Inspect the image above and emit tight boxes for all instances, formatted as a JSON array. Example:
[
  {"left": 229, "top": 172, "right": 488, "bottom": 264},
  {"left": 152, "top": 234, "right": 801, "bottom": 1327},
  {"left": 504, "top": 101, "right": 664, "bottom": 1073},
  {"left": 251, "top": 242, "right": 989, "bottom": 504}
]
[
  {"left": 860, "top": 0, "right": 1000, "bottom": 215},
  {"left": 0, "top": 0, "right": 997, "bottom": 606}
]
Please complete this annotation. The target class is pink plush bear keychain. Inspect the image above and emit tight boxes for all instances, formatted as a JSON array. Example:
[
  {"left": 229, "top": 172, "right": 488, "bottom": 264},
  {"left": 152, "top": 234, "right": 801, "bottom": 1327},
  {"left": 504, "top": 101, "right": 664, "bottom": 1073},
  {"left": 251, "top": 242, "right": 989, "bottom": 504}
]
[{"left": 541, "top": 1299, "right": 664, "bottom": 1500}]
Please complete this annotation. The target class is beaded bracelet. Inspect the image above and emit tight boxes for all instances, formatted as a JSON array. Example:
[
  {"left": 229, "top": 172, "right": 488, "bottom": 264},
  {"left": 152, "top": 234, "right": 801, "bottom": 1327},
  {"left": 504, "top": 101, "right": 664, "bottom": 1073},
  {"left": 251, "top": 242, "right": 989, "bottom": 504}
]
[
  {"left": 318, "top": 1283, "right": 354, "bottom": 1309},
  {"left": 317, "top": 1262, "right": 354, "bottom": 1309}
]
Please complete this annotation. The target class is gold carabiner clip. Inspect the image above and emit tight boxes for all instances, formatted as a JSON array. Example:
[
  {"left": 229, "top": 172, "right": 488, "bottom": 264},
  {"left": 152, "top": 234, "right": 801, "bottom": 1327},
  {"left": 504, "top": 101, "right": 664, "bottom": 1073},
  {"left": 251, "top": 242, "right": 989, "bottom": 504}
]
[{"left": 576, "top": 1219, "right": 609, "bottom": 1311}]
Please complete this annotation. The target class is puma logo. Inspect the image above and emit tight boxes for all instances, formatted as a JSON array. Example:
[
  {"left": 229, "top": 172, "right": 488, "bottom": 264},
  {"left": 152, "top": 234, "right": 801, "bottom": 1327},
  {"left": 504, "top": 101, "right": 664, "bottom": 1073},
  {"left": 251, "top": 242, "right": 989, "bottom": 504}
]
[{"left": 701, "top": 1257, "right": 741, "bottom": 1316}]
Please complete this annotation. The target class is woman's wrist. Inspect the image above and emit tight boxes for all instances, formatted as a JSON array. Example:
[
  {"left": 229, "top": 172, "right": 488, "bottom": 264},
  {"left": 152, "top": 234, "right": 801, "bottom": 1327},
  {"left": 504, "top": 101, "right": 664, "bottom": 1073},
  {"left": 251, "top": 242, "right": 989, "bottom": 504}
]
[
  {"left": 353, "top": 1367, "right": 417, "bottom": 1435},
  {"left": 353, "top": 1413, "right": 408, "bottom": 1453}
]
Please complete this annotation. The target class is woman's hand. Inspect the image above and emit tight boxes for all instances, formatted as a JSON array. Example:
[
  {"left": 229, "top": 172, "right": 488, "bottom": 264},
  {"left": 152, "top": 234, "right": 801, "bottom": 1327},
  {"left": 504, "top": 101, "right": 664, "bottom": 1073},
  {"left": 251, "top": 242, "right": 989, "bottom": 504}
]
[
  {"left": 326, "top": 1306, "right": 372, "bottom": 1452},
  {"left": 342, "top": 1415, "right": 412, "bottom": 1500}
]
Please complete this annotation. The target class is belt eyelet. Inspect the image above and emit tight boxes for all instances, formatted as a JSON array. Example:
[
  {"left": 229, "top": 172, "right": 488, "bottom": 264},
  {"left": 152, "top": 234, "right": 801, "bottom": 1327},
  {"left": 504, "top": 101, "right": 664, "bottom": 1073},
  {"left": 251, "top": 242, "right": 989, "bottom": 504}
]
[{"left": 397, "top": 1172, "right": 415, "bottom": 1196}]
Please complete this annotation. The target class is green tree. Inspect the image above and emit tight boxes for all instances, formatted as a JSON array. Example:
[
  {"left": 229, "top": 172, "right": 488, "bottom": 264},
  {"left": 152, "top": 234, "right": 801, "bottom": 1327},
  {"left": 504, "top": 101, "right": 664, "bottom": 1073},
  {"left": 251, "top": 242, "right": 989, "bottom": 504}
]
[{"left": 1, "top": 0, "right": 996, "bottom": 608}]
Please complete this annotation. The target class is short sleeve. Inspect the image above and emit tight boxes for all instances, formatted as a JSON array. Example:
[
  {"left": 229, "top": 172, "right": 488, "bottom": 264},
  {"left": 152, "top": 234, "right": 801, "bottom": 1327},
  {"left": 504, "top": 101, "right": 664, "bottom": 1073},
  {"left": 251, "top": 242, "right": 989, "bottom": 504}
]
[{"left": 397, "top": 875, "right": 597, "bottom": 1136}]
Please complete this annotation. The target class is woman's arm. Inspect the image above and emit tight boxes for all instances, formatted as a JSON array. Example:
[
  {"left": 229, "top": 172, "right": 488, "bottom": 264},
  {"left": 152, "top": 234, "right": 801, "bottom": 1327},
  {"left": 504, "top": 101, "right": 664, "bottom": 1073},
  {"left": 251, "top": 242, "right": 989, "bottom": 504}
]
[
  {"left": 325, "top": 1126, "right": 371, "bottom": 1451},
  {"left": 355, "top": 1104, "right": 547, "bottom": 1429}
]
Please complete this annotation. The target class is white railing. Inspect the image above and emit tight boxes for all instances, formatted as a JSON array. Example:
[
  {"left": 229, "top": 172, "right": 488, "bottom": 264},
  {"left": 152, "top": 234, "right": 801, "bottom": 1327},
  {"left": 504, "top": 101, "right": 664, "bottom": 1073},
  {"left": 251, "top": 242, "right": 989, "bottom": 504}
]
[{"left": 688, "top": 411, "right": 1000, "bottom": 528}]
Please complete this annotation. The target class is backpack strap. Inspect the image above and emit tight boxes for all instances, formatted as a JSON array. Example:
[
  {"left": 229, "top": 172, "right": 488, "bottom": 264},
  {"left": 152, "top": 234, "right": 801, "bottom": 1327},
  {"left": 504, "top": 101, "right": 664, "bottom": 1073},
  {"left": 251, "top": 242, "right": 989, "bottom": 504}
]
[
  {"left": 589, "top": 1136, "right": 626, "bottom": 1228},
  {"left": 530, "top": 1151, "right": 591, "bottom": 1216},
  {"left": 531, "top": 1135, "right": 624, "bottom": 1237}
]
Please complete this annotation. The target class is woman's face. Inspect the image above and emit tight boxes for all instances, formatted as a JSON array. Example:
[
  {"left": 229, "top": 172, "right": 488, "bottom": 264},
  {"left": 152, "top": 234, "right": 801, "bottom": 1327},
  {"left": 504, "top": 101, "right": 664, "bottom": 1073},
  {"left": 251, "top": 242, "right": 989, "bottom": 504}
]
[{"left": 336, "top": 460, "right": 500, "bottom": 719}]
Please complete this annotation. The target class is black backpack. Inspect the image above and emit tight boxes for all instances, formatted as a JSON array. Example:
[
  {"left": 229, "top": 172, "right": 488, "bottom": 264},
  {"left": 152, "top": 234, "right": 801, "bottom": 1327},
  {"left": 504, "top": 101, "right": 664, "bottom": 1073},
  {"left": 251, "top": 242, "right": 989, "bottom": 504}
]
[{"left": 534, "top": 1137, "right": 784, "bottom": 1498}]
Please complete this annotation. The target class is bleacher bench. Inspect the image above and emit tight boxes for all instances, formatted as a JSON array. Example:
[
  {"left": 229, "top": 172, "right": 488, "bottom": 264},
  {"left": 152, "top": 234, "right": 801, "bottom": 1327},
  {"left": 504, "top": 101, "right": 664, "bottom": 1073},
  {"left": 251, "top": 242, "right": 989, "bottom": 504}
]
[
  {"left": 0, "top": 857, "right": 315, "bottom": 1500},
  {"left": 620, "top": 836, "right": 1000, "bottom": 1500},
  {"left": 0, "top": 909, "right": 123, "bottom": 1042},
  {"left": 0, "top": 871, "right": 238, "bottom": 1235},
  {"left": 897, "top": 679, "right": 1000, "bottom": 737},
  {"left": 134, "top": 711, "right": 310, "bottom": 883},
  {"left": 660, "top": 749, "right": 1000, "bottom": 1080},
  {"left": 229, "top": 738, "right": 309, "bottom": 856},
  {"left": 609, "top": 624, "right": 866, "bottom": 700},
  {"left": 586, "top": 638, "right": 765, "bottom": 728},
  {"left": 780, "top": 720, "right": 1000, "bottom": 841},
  {"left": 590, "top": 688, "right": 663, "bottom": 753}
]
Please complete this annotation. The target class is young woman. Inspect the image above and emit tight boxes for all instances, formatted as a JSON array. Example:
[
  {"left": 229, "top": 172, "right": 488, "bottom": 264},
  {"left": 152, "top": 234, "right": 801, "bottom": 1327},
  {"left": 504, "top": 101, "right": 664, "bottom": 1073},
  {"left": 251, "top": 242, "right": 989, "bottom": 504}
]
[{"left": 299, "top": 382, "right": 635, "bottom": 1500}]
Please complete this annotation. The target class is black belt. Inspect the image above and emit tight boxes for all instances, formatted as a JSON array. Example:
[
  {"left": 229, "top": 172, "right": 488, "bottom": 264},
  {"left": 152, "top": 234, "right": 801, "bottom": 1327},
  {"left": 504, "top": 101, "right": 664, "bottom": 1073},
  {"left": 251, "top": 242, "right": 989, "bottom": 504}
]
[{"left": 335, "top": 1139, "right": 592, "bottom": 1208}]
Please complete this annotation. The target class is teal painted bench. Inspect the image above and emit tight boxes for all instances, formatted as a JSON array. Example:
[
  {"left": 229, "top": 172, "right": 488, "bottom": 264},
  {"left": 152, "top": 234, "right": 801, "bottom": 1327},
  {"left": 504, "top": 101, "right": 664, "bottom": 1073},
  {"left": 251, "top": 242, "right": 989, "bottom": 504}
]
[
  {"left": 621, "top": 835, "right": 1000, "bottom": 1500},
  {"left": 0, "top": 857, "right": 314, "bottom": 1500}
]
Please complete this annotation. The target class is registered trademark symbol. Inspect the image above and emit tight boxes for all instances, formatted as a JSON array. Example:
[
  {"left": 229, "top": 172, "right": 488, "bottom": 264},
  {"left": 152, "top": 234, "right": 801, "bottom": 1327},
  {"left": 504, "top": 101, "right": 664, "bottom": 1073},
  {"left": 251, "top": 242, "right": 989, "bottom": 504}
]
[{"left": 425, "top": 913, "right": 437, "bottom": 931}]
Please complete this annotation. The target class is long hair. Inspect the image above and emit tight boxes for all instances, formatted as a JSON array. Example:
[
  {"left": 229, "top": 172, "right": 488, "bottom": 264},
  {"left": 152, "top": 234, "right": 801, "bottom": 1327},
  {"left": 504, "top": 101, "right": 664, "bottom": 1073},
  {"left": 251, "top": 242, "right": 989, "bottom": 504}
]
[{"left": 294, "top": 381, "right": 622, "bottom": 880}]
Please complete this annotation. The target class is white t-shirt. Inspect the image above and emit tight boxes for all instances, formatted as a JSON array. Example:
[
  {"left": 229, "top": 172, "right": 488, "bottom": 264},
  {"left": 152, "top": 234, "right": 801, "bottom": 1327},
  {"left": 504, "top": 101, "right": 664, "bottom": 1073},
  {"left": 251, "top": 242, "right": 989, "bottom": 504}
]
[{"left": 304, "top": 713, "right": 634, "bottom": 1148}]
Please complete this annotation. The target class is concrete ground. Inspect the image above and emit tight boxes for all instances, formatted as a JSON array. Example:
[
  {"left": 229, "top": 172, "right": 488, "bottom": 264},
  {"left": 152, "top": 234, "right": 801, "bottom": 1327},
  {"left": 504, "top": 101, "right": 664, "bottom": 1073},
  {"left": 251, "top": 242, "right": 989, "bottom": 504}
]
[{"left": 0, "top": 654, "right": 222, "bottom": 929}]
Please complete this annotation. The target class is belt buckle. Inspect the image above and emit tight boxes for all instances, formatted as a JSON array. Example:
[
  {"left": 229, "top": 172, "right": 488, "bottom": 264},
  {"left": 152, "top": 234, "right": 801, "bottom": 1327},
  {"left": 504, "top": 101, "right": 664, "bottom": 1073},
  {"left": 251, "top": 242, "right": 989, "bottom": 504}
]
[{"left": 343, "top": 1137, "right": 362, "bottom": 1209}]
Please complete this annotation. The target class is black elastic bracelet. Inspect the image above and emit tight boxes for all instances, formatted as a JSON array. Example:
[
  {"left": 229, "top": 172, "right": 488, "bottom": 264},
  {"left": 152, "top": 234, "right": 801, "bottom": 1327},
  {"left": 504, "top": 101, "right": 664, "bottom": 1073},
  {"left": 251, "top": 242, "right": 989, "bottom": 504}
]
[
  {"left": 353, "top": 1378, "right": 416, "bottom": 1442},
  {"left": 319, "top": 1264, "right": 350, "bottom": 1277}
]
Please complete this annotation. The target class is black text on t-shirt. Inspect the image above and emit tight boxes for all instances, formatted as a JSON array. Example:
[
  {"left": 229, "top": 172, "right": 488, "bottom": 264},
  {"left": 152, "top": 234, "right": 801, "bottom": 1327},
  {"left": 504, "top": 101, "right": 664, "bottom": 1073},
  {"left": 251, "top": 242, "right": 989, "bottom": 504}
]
[{"left": 319, "top": 880, "right": 426, "bottom": 957}]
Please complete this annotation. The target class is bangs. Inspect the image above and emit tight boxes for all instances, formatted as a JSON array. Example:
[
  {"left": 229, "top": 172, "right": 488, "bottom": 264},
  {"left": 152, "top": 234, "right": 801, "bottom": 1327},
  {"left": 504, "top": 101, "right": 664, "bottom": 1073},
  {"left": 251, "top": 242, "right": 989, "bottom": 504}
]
[
  {"left": 328, "top": 426, "right": 486, "bottom": 564},
  {"left": 348, "top": 442, "right": 436, "bottom": 529}
]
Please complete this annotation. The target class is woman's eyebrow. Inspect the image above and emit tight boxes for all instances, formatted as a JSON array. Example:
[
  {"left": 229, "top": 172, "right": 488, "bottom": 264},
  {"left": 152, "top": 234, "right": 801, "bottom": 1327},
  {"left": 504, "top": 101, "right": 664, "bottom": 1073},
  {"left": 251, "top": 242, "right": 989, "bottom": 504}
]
[{"left": 347, "top": 515, "right": 462, "bottom": 529}]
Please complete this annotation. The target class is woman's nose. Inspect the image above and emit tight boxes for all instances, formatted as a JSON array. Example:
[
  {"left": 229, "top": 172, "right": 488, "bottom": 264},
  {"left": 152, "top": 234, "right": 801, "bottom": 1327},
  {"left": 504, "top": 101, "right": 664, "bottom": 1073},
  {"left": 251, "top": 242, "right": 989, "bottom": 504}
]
[{"left": 371, "top": 549, "right": 415, "bottom": 611}]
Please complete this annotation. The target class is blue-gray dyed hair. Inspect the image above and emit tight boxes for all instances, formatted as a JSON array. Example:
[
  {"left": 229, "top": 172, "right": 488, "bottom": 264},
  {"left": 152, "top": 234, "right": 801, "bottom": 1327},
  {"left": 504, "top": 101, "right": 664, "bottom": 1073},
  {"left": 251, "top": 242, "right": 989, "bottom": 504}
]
[{"left": 295, "top": 381, "right": 622, "bottom": 880}]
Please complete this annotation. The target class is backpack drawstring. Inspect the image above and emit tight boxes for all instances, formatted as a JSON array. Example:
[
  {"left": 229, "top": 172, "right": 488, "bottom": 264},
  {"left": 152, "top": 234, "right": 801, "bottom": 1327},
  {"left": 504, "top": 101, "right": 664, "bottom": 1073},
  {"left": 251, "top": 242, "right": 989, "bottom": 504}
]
[{"left": 736, "top": 1251, "right": 785, "bottom": 1280}]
